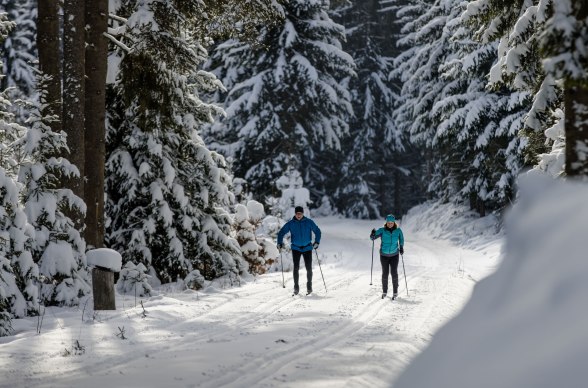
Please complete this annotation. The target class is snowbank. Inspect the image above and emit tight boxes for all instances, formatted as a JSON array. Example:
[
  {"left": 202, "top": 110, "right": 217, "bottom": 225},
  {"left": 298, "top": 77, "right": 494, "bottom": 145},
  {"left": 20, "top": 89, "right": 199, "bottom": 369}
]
[
  {"left": 402, "top": 200, "right": 502, "bottom": 249},
  {"left": 393, "top": 174, "right": 588, "bottom": 388}
]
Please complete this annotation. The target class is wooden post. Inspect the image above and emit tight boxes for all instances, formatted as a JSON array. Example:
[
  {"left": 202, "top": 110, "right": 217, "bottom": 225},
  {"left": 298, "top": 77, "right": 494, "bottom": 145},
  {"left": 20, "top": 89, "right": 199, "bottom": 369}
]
[{"left": 92, "top": 267, "right": 115, "bottom": 310}]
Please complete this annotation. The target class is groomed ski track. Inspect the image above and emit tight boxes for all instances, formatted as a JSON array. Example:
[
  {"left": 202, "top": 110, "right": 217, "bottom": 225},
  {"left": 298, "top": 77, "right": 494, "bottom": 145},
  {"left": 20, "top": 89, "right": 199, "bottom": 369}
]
[{"left": 1, "top": 217, "right": 498, "bottom": 388}]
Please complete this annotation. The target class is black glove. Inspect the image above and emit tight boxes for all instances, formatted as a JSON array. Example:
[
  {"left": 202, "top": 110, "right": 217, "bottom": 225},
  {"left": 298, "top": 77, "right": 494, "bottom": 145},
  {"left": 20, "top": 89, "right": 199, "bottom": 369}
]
[
  {"left": 399, "top": 246, "right": 404, "bottom": 255},
  {"left": 370, "top": 228, "right": 376, "bottom": 239},
  {"left": 312, "top": 242, "right": 319, "bottom": 249},
  {"left": 277, "top": 243, "right": 283, "bottom": 250}
]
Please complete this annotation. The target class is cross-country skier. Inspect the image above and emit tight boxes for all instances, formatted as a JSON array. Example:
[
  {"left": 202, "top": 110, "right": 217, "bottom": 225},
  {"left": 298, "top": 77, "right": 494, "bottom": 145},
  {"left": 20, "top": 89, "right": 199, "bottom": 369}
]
[
  {"left": 277, "top": 206, "right": 321, "bottom": 295},
  {"left": 370, "top": 214, "right": 404, "bottom": 299}
]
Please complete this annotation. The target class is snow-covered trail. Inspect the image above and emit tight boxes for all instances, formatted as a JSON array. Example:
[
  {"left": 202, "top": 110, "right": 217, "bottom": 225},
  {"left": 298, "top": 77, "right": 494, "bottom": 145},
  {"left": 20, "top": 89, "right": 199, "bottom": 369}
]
[{"left": 0, "top": 217, "right": 499, "bottom": 388}]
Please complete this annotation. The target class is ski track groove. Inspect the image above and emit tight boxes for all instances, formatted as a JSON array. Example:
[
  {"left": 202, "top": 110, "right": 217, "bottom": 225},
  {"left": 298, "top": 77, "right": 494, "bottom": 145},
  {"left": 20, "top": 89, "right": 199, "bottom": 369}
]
[
  {"left": 199, "top": 284, "right": 384, "bottom": 388},
  {"left": 174, "top": 271, "right": 362, "bottom": 347},
  {"left": 195, "top": 261, "right": 442, "bottom": 387},
  {"left": 57, "top": 271, "right": 365, "bottom": 386}
]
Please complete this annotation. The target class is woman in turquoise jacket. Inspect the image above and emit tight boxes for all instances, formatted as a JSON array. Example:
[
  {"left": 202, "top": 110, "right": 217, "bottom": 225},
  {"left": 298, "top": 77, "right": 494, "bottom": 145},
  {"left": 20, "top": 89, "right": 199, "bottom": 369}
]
[{"left": 370, "top": 214, "right": 404, "bottom": 299}]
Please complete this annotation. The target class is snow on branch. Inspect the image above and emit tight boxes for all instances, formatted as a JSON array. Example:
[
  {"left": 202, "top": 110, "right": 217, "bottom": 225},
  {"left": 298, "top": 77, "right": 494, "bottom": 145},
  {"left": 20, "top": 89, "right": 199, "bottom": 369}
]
[{"left": 103, "top": 32, "right": 131, "bottom": 53}]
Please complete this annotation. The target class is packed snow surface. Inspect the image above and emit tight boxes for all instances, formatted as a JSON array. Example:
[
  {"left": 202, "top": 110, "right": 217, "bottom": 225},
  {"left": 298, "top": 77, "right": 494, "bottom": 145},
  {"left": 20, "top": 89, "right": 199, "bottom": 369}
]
[{"left": 0, "top": 204, "right": 501, "bottom": 387}]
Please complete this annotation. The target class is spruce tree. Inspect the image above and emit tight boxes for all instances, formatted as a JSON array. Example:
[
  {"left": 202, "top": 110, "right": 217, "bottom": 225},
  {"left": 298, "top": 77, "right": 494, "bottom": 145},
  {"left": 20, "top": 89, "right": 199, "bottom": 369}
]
[
  {"left": 19, "top": 75, "right": 90, "bottom": 306},
  {"left": 206, "top": 0, "right": 355, "bottom": 203},
  {"left": 0, "top": 167, "right": 36, "bottom": 320},
  {"left": 539, "top": 0, "right": 588, "bottom": 177},
  {"left": 391, "top": 0, "right": 456, "bottom": 202},
  {"left": 434, "top": 0, "right": 529, "bottom": 213},
  {"left": 392, "top": 0, "right": 529, "bottom": 213},
  {"left": 1, "top": 13, "right": 37, "bottom": 324},
  {"left": 332, "top": 0, "right": 400, "bottom": 219},
  {"left": 463, "top": 0, "right": 555, "bottom": 171},
  {"left": 0, "top": 89, "right": 18, "bottom": 334},
  {"left": 0, "top": 91, "right": 37, "bottom": 314},
  {"left": 0, "top": 0, "right": 37, "bottom": 111},
  {"left": 0, "top": 243, "right": 17, "bottom": 336},
  {"left": 106, "top": 0, "right": 244, "bottom": 288},
  {"left": 233, "top": 204, "right": 261, "bottom": 274}
]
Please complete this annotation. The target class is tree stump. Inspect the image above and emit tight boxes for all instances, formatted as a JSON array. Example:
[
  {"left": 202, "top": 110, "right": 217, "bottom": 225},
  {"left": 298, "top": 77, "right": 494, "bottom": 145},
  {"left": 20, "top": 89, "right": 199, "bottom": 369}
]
[{"left": 92, "top": 267, "right": 115, "bottom": 310}]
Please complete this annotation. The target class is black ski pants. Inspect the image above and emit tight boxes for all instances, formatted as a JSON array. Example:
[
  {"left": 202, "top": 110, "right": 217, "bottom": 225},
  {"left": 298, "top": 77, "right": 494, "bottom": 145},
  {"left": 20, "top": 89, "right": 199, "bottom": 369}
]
[
  {"left": 380, "top": 254, "right": 399, "bottom": 294},
  {"left": 292, "top": 249, "right": 313, "bottom": 291}
]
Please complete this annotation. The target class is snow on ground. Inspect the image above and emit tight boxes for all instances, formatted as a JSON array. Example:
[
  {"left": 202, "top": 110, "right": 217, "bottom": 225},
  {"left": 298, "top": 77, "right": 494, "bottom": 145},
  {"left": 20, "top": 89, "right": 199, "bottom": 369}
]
[
  {"left": 394, "top": 175, "right": 588, "bottom": 388},
  {"left": 0, "top": 204, "right": 501, "bottom": 388}
]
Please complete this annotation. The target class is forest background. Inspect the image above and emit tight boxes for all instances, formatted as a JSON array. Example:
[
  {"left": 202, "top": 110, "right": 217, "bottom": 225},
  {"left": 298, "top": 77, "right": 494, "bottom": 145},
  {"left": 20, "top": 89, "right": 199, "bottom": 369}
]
[{"left": 1, "top": 0, "right": 587, "bottom": 335}]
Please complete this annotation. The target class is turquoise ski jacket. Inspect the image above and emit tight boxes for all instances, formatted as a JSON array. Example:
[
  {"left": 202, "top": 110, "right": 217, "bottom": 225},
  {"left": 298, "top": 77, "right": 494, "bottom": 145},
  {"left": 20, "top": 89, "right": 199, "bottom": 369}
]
[
  {"left": 372, "top": 225, "right": 404, "bottom": 255},
  {"left": 277, "top": 216, "right": 321, "bottom": 252}
]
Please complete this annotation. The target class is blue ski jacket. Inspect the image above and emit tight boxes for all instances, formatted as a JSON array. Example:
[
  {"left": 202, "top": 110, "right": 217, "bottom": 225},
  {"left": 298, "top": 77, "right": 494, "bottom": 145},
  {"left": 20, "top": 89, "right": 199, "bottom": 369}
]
[
  {"left": 277, "top": 216, "right": 321, "bottom": 252},
  {"left": 372, "top": 225, "right": 404, "bottom": 255}
]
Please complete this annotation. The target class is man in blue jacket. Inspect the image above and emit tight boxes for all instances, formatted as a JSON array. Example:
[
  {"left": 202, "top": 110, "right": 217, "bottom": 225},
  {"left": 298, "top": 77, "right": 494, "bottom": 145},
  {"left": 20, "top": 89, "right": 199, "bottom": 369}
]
[
  {"left": 277, "top": 206, "right": 321, "bottom": 295},
  {"left": 371, "top": 214, "right": 405, "bottom": 299}
]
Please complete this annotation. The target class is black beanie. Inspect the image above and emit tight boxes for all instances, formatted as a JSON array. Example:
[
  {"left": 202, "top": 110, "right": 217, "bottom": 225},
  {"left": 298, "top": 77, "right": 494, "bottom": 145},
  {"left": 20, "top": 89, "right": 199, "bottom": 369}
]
[{"left": 295, "top": 206, "right": 304, "bottom": 213}]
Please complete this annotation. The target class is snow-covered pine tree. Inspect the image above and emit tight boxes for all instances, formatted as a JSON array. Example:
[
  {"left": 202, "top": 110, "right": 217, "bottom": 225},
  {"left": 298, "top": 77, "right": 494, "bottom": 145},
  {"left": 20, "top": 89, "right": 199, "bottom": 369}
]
[
  {"left": 0, "top": 167, "right": 36, "bottom": 320},
  {"left": 0, "top": 91, "right": 22, "bottom": 178},
  {"left": 392, "top": 0, "right": 529, "bottom": 214},
  {"left": 0, "top": 0, "right": 37, "bottom": 111},
  {"left": 116, "top": 261, "right": 152, "bottom": 298},
  {"left": 332, "top": 0, "right": 400, "bottom": 219},
  {"left": 0, "top": 169, "right": 21, "bottom": 336},
  {"left": 391, "top": 0, "right": 441, "bottom": 148},
  {"left": 246, "top": 200, "right": 278, "bottom": 272},
  {"left": 206, "top": 0, "right": 355, "bottom": 203},
  {"left": 0, "top": 15, "right": 37, "bottom": 324},
  {"left": 431, "top": 0, "right": 529, "bottom": 214},
  {"left": 0, "top": 251, "right": 16, "bottom": 336},
  {"left": 106, "top": 0, "right": 244, "bottom": 289},
  {"left": 18, "top": 74, "right": 90, "bottom": 306},
  {"left": 6, "top": 202, "right": 37, "bottom": 316},
  {"left": 0, "top": 13, "right": 21, "bottom": 178},
  {"left": 233, "top": 204, "right": 261, "bottom": 274},
  {"left": 0, "top": 101, "right": 37, "bottom": 315},
  {"left": 201, "top": 0, "right": 285, "bottom": 42},
  {"left": 274, "top": 167, "right": 311, "bottom": 219},
  {"left": 391, "top": 0, "right": 459, "bottom": 203},
  {"left": 539, "top": 0, "right": 588, "bottom": 177},
  {"left": 232, "top": 200, "right": 279, "bottom": 275},
  {"left": 463, "top": 0, "right": 555, "bottom": 171}
]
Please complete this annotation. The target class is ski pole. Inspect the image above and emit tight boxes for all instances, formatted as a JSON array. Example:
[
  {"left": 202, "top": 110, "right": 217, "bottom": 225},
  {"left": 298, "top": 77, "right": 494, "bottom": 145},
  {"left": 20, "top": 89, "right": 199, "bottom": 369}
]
[
  {"left": 279, "top": 249, "right": 285, "bottom": 288},
  {"left": 313, "top": 248, "right": 327, "bottom": 293},
  {"left": 401, "top": 253, "right": 408, "bottom": 296},
  {"left": 370, "top": 240, "right": 374, "bottom": 285}
]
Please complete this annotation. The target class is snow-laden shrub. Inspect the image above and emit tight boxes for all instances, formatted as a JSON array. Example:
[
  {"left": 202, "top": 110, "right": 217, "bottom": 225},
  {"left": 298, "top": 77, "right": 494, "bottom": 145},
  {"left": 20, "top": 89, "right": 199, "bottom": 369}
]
[
  {"left": 233, "top": 200, "right": 279, "bottom": 275},
  {"left": 234, "top": 203, "right": 262, "bottom": 273},
  {"left": 116, "top": 262, "right": 152, "bottom": 297},
  {"left": 184, "top": 269, "right": 206, "bottom": 290}
]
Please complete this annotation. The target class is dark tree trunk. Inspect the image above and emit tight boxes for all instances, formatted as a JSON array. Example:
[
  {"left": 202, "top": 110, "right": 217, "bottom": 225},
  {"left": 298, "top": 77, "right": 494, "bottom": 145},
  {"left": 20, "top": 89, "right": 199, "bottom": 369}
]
[
  {"left": 62, "top": 0, "right": 86, "bottom": 203},
  {"left": 92, "top": 268, "right": 115, "bottom": 310},
  {"left": 84, "top": 0, "right": 108, "bottom": 248},
  {"left": 565, "top": 1, "right": 588, "bottom": 177},
  {"left": 36, "top": 0, "right": 62, "bottom": 134}
]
